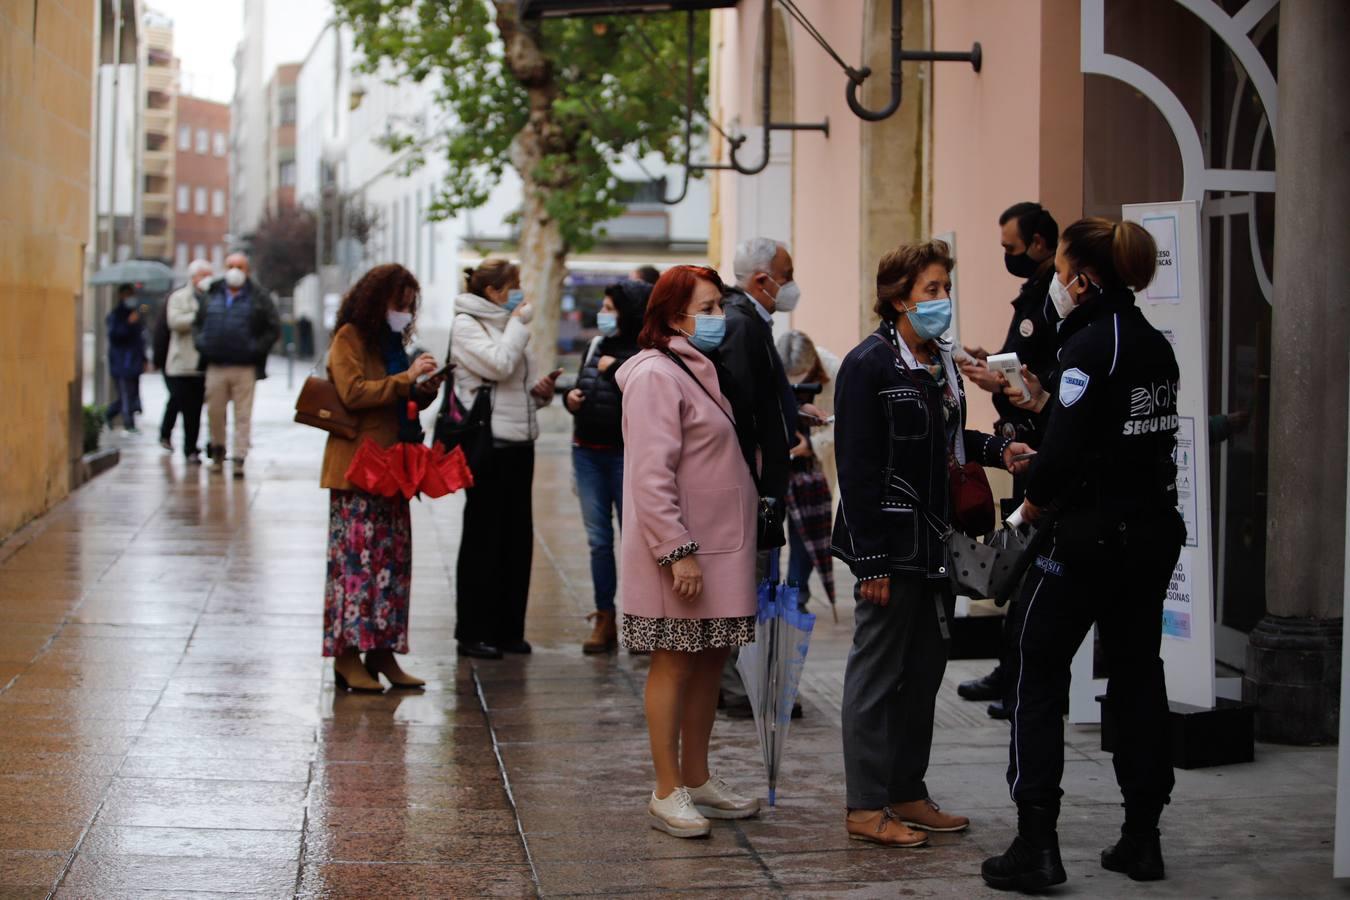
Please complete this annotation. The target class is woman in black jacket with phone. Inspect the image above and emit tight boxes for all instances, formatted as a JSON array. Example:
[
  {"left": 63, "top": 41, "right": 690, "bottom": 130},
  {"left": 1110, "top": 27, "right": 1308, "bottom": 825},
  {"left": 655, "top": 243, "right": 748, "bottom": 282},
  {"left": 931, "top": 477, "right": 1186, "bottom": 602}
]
[{"left": 564, "top": 279, "right": 652, "bottom": 653}]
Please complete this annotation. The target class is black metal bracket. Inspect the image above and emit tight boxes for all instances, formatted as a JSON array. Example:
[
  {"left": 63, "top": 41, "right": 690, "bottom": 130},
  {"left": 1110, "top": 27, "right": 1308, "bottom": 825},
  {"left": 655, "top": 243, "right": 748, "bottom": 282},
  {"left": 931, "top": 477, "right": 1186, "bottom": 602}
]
[{"left": 846, "top": 0, "right": 981, "bottom": 122}]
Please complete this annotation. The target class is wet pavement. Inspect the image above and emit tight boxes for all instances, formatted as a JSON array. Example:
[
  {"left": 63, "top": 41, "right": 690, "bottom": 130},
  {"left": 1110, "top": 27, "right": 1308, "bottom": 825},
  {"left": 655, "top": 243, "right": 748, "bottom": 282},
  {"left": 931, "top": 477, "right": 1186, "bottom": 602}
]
[{"left": 1, "top": 365, "right": 1341, "bottom": 898}]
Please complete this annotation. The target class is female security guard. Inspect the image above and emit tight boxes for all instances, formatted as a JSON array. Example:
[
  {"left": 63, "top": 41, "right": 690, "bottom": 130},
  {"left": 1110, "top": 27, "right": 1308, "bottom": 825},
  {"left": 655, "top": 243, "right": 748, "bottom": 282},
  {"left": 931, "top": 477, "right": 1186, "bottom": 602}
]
[{"left": 981, "top": 218, "right": 1186, "bottom": 892}]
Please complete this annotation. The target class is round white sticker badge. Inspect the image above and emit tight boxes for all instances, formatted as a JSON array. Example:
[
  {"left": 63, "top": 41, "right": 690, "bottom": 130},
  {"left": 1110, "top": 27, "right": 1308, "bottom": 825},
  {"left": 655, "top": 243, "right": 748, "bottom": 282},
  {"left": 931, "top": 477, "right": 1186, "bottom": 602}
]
[{"left": 1018, "top": 318, "right": 1035, "bottom": 338}]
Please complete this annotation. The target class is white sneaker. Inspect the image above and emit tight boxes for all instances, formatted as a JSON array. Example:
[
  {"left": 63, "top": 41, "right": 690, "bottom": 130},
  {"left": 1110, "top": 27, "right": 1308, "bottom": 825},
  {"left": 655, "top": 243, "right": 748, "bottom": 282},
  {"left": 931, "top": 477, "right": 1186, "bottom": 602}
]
[
  {"left": 648, "top": 787, "right": 711, "bottom": 838},
  {"left": 687, "top": 774, "right": 761, "bottom": 820}
]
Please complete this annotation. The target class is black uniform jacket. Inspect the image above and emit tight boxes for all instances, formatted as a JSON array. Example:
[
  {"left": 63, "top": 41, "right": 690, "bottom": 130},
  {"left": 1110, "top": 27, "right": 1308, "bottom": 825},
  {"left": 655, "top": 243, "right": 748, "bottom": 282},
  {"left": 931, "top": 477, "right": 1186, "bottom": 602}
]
[
  {"left": 718, "top": 288, "right": 795, "bottom": 505},
  {"left": 831, "top": 326, "right": 1011, "bottom": 583},
  {"left": 1025, "top": 286, "right": 1181, "bottom": 523},
  {"left": 993, "top": 268, "right": 1059, "bottom": 446}
]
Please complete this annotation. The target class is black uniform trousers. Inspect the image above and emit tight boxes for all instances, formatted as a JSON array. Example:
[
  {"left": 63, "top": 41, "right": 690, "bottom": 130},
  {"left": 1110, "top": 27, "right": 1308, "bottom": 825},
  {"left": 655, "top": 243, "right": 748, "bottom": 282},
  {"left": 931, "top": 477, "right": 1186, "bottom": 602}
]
[
  {"left": 1005, "top": 508, "right": 1183, "bottom": 816},
  {"left": 455, "top": 443, "right": 535, "bottom": 646}
]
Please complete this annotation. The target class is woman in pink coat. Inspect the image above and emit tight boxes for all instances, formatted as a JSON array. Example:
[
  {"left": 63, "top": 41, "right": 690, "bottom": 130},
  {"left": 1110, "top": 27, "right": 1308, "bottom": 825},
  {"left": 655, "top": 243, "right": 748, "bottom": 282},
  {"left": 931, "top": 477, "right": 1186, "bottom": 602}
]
[{"left": 615, "top": 265, "right": 761, "bottom": 839}]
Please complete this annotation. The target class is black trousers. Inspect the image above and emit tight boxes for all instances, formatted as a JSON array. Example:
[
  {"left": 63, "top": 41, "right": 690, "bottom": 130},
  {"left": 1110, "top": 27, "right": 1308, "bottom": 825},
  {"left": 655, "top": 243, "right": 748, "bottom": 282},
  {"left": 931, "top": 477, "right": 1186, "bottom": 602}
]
[
  {"left": 1004, "top": 509, "right": 1184, "bottom": 816},
  {"left": 455, "top": 443, "right": 535, "bottom": 645},
  {"left": 842, "top": 576, "right": 953, "bottom": 809},
  {"left": 161, "top": 375, "right": 205, "bottom": 457}
]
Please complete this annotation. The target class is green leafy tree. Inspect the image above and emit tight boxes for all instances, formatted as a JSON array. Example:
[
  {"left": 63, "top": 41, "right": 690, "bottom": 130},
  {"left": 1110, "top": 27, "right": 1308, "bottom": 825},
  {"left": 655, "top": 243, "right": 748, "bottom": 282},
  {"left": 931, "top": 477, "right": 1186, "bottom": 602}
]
[{"left": 332, "top": 0, "right": 707, "bottom": 369}]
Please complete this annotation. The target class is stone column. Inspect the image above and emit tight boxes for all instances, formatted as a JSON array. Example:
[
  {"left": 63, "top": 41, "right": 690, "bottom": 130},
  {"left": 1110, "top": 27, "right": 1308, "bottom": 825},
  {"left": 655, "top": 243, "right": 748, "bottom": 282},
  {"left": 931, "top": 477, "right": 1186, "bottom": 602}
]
[{"left": 1244, "top": 0, "right": 1350, "bottom": 744}]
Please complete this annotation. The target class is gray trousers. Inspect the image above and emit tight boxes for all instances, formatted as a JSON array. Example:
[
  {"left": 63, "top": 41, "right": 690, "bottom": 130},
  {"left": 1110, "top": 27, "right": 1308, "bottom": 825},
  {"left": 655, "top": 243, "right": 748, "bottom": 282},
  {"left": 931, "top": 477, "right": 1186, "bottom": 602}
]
[{"left": 842, "top": 576, "right": 953, "bottom": 810}]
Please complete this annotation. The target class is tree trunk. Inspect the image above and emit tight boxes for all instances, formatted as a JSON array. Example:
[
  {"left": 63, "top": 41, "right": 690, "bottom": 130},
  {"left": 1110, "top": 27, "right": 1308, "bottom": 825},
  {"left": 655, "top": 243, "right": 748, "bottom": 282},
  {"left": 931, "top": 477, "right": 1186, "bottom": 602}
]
[{"left": 495, "top": 1, "right": 570, "bottom": 377}]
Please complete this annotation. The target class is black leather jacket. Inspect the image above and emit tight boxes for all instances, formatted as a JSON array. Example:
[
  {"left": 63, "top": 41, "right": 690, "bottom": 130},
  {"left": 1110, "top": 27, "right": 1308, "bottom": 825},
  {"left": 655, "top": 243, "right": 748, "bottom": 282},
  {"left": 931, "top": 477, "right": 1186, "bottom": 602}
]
[{"left": 831, "top": 326, "right": 1011, "bottom": 583}]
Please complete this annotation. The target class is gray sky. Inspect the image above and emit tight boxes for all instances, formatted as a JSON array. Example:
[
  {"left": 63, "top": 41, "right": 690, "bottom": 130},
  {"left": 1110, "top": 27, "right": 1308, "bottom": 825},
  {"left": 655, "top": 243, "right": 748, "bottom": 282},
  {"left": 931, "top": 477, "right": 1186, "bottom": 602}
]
[{"left": 148, "top": 0, "right": 244, "bottom": 103}]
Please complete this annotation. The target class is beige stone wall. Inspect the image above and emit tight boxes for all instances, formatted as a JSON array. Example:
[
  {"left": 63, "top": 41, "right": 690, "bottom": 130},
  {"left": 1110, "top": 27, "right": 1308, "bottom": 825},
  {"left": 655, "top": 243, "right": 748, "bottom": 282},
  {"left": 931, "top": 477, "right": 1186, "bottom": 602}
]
[{"left": 0, "top": 0, "right": 96, "bottom": 539}]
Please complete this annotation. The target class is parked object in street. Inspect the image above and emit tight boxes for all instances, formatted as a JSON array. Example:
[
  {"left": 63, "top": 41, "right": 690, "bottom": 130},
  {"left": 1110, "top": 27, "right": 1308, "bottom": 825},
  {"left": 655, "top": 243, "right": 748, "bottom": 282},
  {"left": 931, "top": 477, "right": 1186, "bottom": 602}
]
[
  {"left": 565, "top": 279, "right": 653, "bottom": 654},
  {"left": 194, "top": 251, "right": 281, "bottom": 479},
  {"left": 159, "top": 260, "right": 213, "bottom": 464},
  {"left": 450, "top": 260, "right": 561, "bottom": 661},
  {"left": 105, "top": 284, "right": 146, "bottom": 433},
  {"left": 983, "top": 218, "right": 1184, "bottom": 892},
  {"left": 616, "top": 265, "right": 760, "bottom": 838},
  {"left": 320, "top": 264, "right": 446, "bottom": 693},
  {"left": 833, "top": 239, "right": 1029, "bottom": 849}
]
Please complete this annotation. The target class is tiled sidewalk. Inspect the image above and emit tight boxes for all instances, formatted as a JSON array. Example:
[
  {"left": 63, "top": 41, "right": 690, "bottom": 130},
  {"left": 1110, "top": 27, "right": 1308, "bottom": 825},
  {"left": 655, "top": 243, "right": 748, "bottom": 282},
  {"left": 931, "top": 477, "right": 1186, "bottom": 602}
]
[{"left": 0, "top": 368, "right": 1339, "bottom": 898}]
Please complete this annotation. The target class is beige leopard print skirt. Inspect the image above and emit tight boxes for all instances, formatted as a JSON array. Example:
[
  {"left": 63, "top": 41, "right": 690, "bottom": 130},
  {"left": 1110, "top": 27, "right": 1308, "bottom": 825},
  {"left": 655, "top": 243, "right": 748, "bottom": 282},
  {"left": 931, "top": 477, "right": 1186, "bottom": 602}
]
[{"left": 621, "top": 614, "right": 755, "bottom": 653}]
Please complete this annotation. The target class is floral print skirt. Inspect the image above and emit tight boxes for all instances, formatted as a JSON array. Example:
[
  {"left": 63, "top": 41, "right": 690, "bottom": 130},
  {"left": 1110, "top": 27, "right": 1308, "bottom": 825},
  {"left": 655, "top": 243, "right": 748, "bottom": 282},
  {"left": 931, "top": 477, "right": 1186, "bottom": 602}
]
[
  {"left": 621, "top": 614, "right": 755, "bottom": 653},
  {"left": 323, "top": 489, "right": 412, "bottom": 657}
]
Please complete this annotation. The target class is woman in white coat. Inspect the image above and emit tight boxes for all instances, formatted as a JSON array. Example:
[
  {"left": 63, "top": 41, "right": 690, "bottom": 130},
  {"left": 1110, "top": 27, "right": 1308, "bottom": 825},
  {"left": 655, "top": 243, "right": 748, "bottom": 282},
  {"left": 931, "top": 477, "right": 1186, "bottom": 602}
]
[{"left": 450, "top": 260, "right": 561, "bottom": 659}]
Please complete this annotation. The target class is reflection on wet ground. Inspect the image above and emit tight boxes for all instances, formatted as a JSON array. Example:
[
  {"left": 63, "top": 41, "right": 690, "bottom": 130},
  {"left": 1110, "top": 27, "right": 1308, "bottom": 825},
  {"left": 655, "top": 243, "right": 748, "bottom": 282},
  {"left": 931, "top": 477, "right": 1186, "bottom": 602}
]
[{"left": 0, "top": 371, "right": 1337, "bottom": 898}]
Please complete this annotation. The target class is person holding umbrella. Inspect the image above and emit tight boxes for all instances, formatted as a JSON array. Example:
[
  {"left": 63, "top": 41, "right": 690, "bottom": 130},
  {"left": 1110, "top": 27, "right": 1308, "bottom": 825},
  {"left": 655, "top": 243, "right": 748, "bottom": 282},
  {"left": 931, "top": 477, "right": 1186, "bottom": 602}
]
[
  {"left": 320, "top": 264, "right": 446, "bottom": 692},
  {"left": 105, "top": 284, "right": 147, "bottom": 433},
  {"left": 832, "top": 240, "right": 1032, "bottom": 847},
  {"left": 617, "top": 265, "right": 761, "bottom": 838}
]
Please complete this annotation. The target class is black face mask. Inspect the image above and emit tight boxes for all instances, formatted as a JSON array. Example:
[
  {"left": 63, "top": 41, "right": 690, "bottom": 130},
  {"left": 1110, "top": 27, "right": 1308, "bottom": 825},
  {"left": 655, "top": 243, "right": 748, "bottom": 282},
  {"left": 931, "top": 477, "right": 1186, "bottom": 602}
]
[{"left": 1004, "top": 250, "right": 1040, "bottom": 280}]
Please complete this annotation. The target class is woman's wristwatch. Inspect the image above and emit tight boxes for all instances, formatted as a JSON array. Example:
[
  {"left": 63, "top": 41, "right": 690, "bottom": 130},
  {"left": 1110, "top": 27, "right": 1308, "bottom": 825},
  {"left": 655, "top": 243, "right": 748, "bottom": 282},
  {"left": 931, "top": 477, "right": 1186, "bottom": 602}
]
[{"left": 658, "top": 541, "right": 699, "bottom": 568}]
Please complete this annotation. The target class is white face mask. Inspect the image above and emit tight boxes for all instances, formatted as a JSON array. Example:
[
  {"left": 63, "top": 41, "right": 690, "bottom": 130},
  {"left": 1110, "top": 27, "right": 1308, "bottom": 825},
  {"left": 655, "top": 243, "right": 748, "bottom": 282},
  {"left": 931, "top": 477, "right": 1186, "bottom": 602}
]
[
  {"left": 224, "top": 267, "right": 246, "bottom": 289},
  {"left": 1048, "top": 272, "right": 1077, "bottom": 319},
  {"left": 772, "top": 278, "right": 802, "bottom": 313},
  {"left": 387, "top": 309, "right": 414, "bottom": 333}
]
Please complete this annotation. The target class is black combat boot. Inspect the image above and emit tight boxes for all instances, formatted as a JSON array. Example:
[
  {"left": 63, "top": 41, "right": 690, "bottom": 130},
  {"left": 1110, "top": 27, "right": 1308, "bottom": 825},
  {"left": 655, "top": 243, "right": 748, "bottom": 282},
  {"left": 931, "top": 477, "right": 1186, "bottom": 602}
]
[
  {"left": 981, "top": 803, "right": 1068, "bottom": 892},
  {"left": 1102, "top": 826, "right": 1165, "bottom": 881}
]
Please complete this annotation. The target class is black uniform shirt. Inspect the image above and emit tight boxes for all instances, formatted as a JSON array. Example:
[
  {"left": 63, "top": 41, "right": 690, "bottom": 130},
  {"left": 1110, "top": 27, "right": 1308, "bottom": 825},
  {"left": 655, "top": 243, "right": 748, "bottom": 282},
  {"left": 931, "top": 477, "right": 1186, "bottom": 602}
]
[
  {"left": 992, "top": 268, "right": 1059, "bottom": 444},
  {"left": 1025, "top": 286, "right": 1180, "bottom": 517}
]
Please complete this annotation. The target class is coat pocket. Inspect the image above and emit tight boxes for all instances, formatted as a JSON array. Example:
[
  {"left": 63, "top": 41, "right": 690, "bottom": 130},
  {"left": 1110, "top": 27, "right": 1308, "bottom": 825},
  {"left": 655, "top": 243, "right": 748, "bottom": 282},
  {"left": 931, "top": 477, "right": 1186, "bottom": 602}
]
[
  {"left": 882, "top": 388, "right": 930, "bottom": 441},
  {"left": 683, "top": 486, "right": 746, "bottom": 555},
  {"left": 881, "top": 502, "right": 919, "bottom": 562}
]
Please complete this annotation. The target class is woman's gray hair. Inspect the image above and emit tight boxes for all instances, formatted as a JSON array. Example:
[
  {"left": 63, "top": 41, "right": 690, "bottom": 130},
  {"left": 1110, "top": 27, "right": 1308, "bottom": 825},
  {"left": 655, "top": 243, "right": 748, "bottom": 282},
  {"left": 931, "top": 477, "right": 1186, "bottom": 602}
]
[
  {"left": 187, "top": 259, "right": 213, "bottom": 278},
  {"left": 733, "top": 237, "right": 785, "bottom": 286},
  {"left": 776, "top": 329, "right": 819, "bottom": 377}
]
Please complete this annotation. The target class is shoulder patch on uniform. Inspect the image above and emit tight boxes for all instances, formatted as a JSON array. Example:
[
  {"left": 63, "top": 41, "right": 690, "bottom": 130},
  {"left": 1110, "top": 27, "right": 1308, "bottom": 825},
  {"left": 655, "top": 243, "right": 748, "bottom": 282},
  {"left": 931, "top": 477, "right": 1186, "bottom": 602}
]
[
  {"left": 1059, "top": 368, "right": 1090, "bottom": 407},
  {"left": 1018, "top": 318, "right": 1035, "bottom": 338}
]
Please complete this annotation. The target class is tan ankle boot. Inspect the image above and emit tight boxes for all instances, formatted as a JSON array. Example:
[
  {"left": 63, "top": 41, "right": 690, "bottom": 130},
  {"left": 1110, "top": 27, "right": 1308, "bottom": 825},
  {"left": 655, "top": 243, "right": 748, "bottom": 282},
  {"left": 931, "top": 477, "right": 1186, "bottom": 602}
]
[
  {"left": 334, "top": 650, "right": 383, "bottom": 692},
  {"left": 846, "top": 808, "right": 929, "bottom": 848},
  {"left": 364, "top": 649, "right": 425, "bottom": 688},
  {"left": 582, "top": 610, "right": 618, "bottom": 654}
]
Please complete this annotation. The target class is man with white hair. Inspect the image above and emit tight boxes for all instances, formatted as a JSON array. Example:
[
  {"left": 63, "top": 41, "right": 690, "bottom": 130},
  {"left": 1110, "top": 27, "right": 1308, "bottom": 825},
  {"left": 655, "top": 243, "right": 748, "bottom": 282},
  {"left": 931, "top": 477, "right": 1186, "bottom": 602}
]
[{"left": 160, "top": 259, "right": 214, "bottom": 465}]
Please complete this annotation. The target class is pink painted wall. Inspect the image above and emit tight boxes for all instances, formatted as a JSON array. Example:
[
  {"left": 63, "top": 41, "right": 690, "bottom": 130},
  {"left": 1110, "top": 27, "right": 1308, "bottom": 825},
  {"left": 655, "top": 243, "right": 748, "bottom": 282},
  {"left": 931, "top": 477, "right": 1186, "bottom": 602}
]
[{"left": 932, "top": 0, "right": 1049, "bottom": 430}]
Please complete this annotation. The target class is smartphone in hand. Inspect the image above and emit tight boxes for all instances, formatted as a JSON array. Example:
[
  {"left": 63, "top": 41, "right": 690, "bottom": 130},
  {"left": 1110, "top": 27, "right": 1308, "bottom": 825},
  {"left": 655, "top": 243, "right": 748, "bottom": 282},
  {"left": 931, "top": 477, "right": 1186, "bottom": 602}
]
[{"left": 415, "top": 363, "right": 454, "bottom": 385}]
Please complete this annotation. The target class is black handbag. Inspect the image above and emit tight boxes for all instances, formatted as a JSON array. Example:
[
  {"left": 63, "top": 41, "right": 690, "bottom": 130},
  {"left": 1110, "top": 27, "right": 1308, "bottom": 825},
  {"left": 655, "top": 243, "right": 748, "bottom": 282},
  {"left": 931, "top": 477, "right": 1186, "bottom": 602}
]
[
  {"left": 663, "top": 350, "right": 785, "bottom": 550},
  {"left": 432, "top": 320, "right": 494, "bottom": 472}
]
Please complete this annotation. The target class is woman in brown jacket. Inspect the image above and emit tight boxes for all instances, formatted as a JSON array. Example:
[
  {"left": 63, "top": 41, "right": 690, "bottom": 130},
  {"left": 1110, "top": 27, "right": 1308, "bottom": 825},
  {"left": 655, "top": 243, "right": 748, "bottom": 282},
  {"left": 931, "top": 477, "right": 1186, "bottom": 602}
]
[{"left": 321, "top": 264, "right": 445, "bottom": 692}]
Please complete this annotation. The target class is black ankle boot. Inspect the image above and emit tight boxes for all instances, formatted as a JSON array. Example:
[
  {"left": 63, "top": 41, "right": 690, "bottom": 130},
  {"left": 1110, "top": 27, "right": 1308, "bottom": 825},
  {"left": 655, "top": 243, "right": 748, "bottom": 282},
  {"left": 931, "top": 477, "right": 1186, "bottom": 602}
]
[
  {"left": 1102, "top": 828, "right": 1165, "bottom": 881},
  {"left": 981, "top": 803, "right": 1068, "bottom": 892}
]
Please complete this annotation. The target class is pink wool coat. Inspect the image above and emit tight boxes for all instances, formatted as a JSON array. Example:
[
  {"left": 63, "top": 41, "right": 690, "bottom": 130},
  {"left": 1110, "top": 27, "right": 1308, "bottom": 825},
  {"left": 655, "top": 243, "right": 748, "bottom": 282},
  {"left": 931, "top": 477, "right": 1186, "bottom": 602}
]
[{"left": 616, "top": 337, "right": 758, "bottom": 621}]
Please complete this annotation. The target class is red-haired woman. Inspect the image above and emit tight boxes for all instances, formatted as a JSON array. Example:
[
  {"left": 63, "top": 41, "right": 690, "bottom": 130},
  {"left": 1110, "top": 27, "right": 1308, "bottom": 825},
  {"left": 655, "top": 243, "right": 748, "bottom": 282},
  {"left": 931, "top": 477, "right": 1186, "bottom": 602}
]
[
  {"left": 616, "top": 265, "right": 761, "bottom": 838},
  {"left": 321, "top": 264, "right": 446, "bottom": 692}
]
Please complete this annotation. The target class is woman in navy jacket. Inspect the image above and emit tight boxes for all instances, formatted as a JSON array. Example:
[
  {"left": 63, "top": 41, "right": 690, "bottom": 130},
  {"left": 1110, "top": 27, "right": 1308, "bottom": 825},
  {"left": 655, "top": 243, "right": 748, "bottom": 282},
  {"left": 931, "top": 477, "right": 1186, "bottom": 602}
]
[
  {"left": 105, "top": 284, "right": 147, "bottom": 432},
  {"left": 832, "top": 240, "right": 1031, "bottom": 848}
]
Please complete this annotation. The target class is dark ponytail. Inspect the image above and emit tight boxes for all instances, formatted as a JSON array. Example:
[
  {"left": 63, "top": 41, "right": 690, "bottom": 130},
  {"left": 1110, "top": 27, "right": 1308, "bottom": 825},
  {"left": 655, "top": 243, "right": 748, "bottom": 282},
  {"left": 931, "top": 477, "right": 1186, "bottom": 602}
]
[{"left": 1061, "top": 217, "right": 1157, "bottom": 292}]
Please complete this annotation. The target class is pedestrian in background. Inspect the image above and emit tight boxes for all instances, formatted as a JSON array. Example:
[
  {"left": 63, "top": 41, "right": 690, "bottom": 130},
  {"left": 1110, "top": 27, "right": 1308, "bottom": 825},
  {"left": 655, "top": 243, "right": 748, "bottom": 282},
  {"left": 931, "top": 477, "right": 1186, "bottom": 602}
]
[
  {"left": 632, "top": 265, "right": 661, "bottom": 286},
  {"left": 321, "top": 264, "right": 445, "bottom": 692},
  {"left": 105, "top": 284, "right": 146, "bottom": 433},
  {"left": 833, "top": 239, "right": 1031, "bottom": 848},
  {"left": 159, "top": 260, "right": 213, "bottom": 464},
  {"left": 777, "top": 330, "right": 840, "bottom": 495},
  {"left": 617, "top": 265, "right": 760, "bottom": 839},
  {"left": 194, "top": 251, "right": 281, "bottom": 479},
  {"left": 566, "top": 279, "right": 653, "bottom": 654},
  {"left": 451, "top": 260, "right": 562, "bottom": 660}
]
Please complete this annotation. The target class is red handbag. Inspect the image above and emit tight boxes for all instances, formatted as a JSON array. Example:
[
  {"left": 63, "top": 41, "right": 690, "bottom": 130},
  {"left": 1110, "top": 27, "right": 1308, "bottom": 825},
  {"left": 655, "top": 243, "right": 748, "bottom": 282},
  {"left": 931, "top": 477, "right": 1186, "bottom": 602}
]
[{"left": 949, "top": 457, "right": 996, "bottom": 537}]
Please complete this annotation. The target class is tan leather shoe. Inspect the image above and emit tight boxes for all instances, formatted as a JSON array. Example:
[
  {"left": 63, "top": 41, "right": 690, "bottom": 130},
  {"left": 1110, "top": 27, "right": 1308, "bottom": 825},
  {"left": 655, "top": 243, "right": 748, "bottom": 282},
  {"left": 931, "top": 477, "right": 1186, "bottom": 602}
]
[
  {"left": 892, "top": 798, "right": 970, "bottom": 833},
  {"left": 582, "top": 610, "right": 617, "bottom": 654},
  {"left": 364, "top": 649, "right": 426, "bottom": 688},
  {"left": 846, "top": 808, "right": 929, "bottom": 848},
  {"left": 334, "top": 650, "right": 383, "bottom": 693}
]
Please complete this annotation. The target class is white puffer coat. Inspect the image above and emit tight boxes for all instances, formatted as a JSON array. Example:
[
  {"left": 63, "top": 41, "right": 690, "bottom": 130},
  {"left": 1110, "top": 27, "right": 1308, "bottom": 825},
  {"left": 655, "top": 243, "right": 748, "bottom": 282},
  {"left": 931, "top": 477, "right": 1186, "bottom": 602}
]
[{"left": 449, "top": 292, "right": 548, "bottom": 444}]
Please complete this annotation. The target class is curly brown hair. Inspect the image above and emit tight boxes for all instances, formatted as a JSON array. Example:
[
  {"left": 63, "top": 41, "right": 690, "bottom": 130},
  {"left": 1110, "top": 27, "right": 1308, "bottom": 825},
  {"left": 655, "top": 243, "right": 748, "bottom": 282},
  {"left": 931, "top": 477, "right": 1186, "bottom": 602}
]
[
  {"left": 335, "top": 263, "right": 421, "bottom": 348},
  {"left": 873, "top": 239, "right": 954, "bottom": 324}
]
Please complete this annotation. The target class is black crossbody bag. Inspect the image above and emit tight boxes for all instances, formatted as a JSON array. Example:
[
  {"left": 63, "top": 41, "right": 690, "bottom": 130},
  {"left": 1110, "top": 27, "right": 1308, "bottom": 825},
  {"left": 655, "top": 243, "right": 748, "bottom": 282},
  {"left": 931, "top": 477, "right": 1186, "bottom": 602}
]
[
  {"left": 663, "top": 350, "right": 785, "bottom": 550},
  {"left": 433, "top": 318, "right": 494, "bottom": 472}
]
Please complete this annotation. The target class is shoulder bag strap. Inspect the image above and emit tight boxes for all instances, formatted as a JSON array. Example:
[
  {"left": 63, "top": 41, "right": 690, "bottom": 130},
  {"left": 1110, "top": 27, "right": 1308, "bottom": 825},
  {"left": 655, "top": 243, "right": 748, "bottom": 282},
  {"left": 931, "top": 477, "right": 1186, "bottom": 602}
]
[{"left": 662, "top": 349, "right": 760, "bottom": 491}]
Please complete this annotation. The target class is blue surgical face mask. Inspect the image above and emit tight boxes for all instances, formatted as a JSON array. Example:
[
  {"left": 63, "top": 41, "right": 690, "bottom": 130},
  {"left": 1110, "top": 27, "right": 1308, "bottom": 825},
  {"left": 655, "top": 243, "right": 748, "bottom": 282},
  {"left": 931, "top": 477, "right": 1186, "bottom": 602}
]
[
  {"left": 596, "top": 311, "right": 619, "bottom": 337},
  {"left": 504, "top": 289, "right": 524, "bottom": 312},
  {"left": 902, "top": 298, "right": 953, "bottom": 341},
  {"left": 681, "top": 314, "right": 726, "bottom": 353}
]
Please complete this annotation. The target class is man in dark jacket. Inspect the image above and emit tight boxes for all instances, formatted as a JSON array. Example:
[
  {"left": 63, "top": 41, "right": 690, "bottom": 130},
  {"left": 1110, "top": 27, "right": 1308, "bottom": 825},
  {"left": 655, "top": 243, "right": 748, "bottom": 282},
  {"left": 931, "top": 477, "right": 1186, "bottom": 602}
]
[
  {"left": 955, "top": 202, "right": 1060, "bottom": 718},
  {"left": 194, "top": 252, "right": 281, "bottom": 478}
]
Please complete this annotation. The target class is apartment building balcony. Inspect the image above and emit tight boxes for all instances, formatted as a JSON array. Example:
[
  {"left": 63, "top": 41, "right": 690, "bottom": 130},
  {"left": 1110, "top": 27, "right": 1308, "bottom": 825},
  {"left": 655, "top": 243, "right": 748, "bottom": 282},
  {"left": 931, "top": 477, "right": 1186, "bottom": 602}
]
[
  {"left": 143, "top": 150, "right": 173, "bottom": 178},
  {"left": 144, "top": 66, "right": 177, "bottom": 94},
  {"left": 142, "top": 234, "right": 172, "bottom": 263},
  {"left": 143, "top": 192, "right": 173, "bottom": 222},
  {"left": 144, "top": 107, "right": 174, "bottom": 136}
]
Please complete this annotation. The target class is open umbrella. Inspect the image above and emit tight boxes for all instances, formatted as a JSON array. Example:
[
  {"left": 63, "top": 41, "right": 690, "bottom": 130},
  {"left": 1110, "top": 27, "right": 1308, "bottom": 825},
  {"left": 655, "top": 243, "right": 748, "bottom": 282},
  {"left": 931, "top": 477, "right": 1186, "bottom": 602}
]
[
  {"left": 90, "top": 259, "right": 176, "bottom": 291},
  {"left": 735, "top": 554, "right": 817, "bottom": 807}
]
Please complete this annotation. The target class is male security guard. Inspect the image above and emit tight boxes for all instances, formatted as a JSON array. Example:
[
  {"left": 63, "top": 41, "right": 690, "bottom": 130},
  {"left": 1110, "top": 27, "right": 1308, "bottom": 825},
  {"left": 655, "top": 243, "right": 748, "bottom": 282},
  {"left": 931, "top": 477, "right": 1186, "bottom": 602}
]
[
  {"left": 958, "top": 202, "right": 1061, "bottom": 718},
  {"left": 982, "top": 217, "right": 1186, "bottom": 892}
]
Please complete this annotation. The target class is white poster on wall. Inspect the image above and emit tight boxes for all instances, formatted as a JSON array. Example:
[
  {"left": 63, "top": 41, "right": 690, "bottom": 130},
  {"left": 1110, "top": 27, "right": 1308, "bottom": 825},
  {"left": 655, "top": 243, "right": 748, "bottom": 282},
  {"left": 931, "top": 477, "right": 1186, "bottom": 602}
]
[{"left": 1069, "top": 200, "right": 1217, "bottom": 722}]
